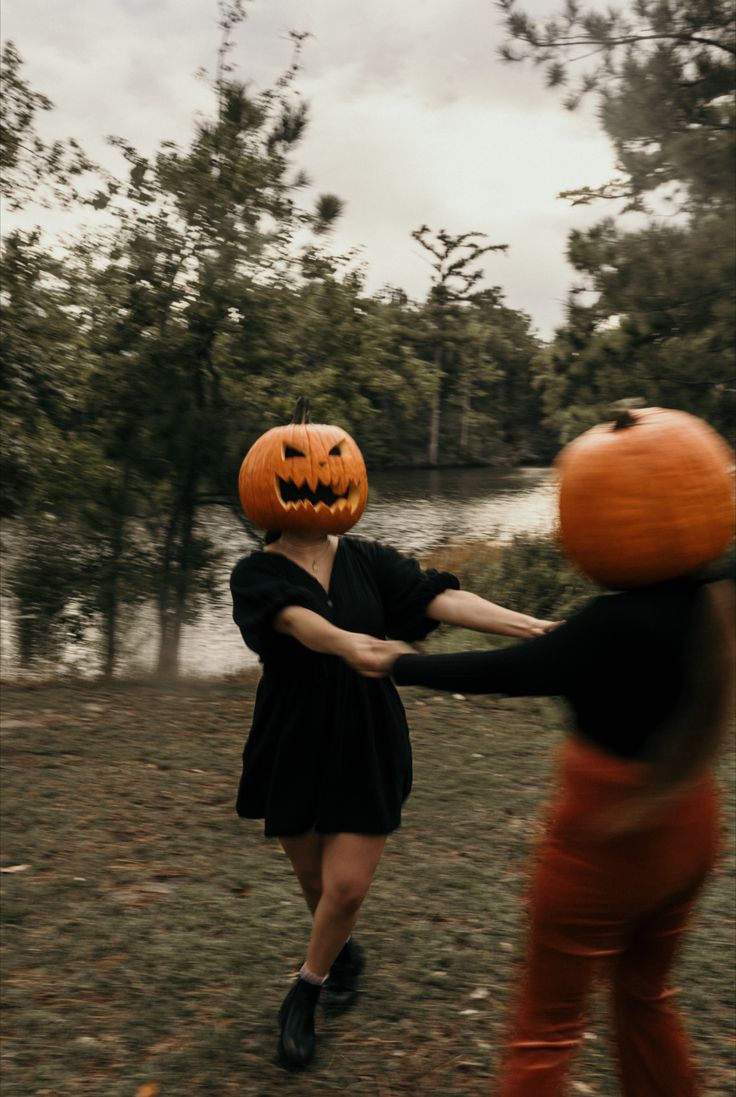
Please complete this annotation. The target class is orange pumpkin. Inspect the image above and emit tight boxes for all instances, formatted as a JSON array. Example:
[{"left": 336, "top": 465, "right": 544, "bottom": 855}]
[
  {"left": 556, "top": 406, "right": 735, "bottom": 589},
  {"left": 238, "top": 397, "right": 368, "bottom": 534}
]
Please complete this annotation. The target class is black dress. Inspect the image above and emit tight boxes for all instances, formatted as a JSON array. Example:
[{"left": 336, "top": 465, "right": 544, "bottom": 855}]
[{"left": 230, "top": 535, "right": 459, "bottom": 837}]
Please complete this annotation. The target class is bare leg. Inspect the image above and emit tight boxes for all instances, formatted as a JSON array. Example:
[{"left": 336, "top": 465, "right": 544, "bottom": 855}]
[
  {"left": 306, "top": 833, "right": 387, "bottom": 977},
  {"left": 280, "top": 830, "right": 325, "bottom": 914},
  {"left": 279, "top": 831, "right": 386, "bottom": 977},
  {"left": 275, "top": 831, "right": 385, "bottom": 1070}
]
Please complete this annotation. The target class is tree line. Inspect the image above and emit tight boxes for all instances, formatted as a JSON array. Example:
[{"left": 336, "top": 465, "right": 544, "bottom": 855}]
[{"left": 1, "top": 0, "right": 733, "bottom": 677}]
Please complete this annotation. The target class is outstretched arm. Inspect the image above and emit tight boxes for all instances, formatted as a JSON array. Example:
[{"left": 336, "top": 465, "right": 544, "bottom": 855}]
[
  {"left": 356, "top": 608, "right": 595, "bottom": 694},
  {"left": 274, "top": 605, "right": 387, "bottom": 675},
  {"left": 425, "top": 588, "right": 559, "bottom": 639}
]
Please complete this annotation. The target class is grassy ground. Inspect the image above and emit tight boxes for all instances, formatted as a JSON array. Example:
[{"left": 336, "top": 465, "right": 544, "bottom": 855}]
[{"left": 1, "top": 675, "right": 734, "bottom": 1097}]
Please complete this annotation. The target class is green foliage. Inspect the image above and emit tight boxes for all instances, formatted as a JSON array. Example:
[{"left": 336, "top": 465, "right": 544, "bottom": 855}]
[
  {"left": 0, "top": 41, "right": 108, "bottom": 210},
  {"left": 537, "top": 212, "right": 735, "bottom": 440},
  {"left": 464, "top": 290, "right": 553, "bottom": 462},
  {"left": 431, "top": 534, "right": 596, "bottom": 622},
  {"left": 4, "top": 0, "right": 731, "bottom": 678},
  {"left": 0, "top": 230, "right": 85, "bottom": 516},
  {"left": 501, "top": 0, "right": 736, "bottom": 441},
  {"left": 499, "top": 0, "right": 735, "bottom": 211},
  {"left": 8, "top": 520, "right": 81, "bottom": 664},
  {"left": 483, "top": 534, "right": 597, "bottom": 620},
  {"left": 411, "top": 226, "right": 511, "bottom": 466}
]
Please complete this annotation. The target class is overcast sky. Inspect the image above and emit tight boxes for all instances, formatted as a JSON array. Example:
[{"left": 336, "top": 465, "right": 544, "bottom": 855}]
[{"left": 3, "top": 0, "right": 622, "bottom": 338}]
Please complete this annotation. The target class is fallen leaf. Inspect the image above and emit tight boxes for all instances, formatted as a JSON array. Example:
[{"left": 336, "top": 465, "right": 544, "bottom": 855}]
[
  {"left": 0, "top": 864, "right": 31, "bottom": 874},
  {"left": 135, "top": 1085, "right": 160, "bottom": 1097},
  {"left": 469, "top": 987, "right": 489, "bottom": 1000}
]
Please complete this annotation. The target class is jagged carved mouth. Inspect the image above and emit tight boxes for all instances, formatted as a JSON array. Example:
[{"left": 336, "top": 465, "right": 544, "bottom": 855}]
[{"left": 277, "top": 476, "right": 359, "bottom": 511}]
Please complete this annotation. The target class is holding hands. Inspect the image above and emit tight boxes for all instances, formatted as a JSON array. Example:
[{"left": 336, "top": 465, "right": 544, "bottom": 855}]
[
  {"left": 337, "top": 600, "right": 563, "bottom": 679},
  {"left": 526, "top": 617, "right": 560, "bottom": 638},
  {"left": 340, "top": 634, "right": 414, "bottom": 678},
  {"left": 276, "top": 588, "right": 560, "bottom": 681}
]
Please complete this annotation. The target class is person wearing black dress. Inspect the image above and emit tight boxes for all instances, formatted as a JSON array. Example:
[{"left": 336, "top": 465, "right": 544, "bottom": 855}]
[{"left": 231, "top": 529, "right": 557, "bottom": 1070}]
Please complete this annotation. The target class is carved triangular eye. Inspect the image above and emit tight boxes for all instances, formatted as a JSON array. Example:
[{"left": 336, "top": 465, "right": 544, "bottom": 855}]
[
  {"left": 284, "top": 445, "right": 305, "bottom": 458},
  {"left": 328, "top": 444, "right": 342, "bottom": 456}
]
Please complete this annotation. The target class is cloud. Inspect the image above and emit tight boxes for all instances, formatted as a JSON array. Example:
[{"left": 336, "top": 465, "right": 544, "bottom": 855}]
[{"left": 3, "top": 0, "right": 619, "bottom": 337}]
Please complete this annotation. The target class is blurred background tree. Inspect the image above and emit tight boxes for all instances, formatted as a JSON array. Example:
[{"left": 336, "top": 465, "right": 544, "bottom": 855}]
[
  {"left": 1, "top": 0, "right": 732, "bottom": 676},
  {"left": 500, "top": 0, "right": 736, "bottom": 440}
]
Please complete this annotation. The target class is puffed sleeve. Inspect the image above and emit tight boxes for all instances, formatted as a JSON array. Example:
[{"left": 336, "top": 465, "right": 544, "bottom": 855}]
[
  {"left": 230, "top": 555, "right": 324, "bottom": 657},
  {"left": 366, "top": 541, "right": 460, "bottom": 641}
]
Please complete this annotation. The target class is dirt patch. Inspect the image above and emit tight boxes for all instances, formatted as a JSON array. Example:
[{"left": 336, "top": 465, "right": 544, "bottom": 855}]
[{"left": 1, "top": 678, "right": 734, "bottom": 1096}]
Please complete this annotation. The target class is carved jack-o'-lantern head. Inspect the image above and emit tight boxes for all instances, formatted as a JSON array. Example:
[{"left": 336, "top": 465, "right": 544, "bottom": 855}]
[{"left": 238, "top": 397, "right": 369, "bottom": 535}]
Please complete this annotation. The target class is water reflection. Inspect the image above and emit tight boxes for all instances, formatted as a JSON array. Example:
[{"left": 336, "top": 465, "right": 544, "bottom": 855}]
[
  {"left": 2, "top": 467, "right": 556, "bottom": 679},
  {"left": 361, "top": 466, "right": 556, "bottom": 554},
  {"left": 177, "top": 466, "right": 556, "bottom": 676}
]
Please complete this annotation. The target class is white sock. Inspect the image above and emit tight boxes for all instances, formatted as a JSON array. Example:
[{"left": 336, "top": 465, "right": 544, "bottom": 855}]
[{"left": 299, "top": 963, "right": 328, "bottom": 986}]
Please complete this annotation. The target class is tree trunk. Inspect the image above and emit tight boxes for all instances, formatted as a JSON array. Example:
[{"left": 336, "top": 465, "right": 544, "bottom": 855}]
[
  {"left": 156, "top": 508, "right": 179, "bottom": 678},
  {"left": 428, "top": 347, "right": 442, "bottom": 466},
  {"left": 156, "top": 614, "right": 178, "bottom": 678},
  {"left": 101, "top": 576, "right": 118, "bottom": 679},
  {"left": 100, "top": 468, "right": 131, "bottom": 679},
  {"left": 459, "top": 372, "right": 471, "bottom": 458},
  {"left": 428, "top": 386, "right": 440, "bottom": 466},
  {"left": 156, "top": 478, "right": 197, "bottom": 679}
]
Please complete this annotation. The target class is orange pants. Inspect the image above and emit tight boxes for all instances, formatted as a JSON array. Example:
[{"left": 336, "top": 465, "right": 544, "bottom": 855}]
[{"left": 498, "top": 737, "right": 720, "bottom": 1097}]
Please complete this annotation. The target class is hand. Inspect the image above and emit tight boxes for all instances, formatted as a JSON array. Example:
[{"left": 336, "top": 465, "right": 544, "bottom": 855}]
[
  {"left": 366, "top": 639, "right": 415, "bottom": 677},
  {"left": 340, "top": 635, "right": 415, "bottom": 677},
  {"left": 526, "top": 618, "right": 564, "bottom": 638}
]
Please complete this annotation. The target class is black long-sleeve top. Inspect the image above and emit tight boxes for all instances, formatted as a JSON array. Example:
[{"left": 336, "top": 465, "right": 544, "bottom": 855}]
[{"left": 393, "top": 578, "right": 717, "bottom": 760}]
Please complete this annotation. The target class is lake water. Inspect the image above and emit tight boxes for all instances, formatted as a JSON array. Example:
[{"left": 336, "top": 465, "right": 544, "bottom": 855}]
[{"left": 1, "top": 466, "right": 557, "bottom": 679}]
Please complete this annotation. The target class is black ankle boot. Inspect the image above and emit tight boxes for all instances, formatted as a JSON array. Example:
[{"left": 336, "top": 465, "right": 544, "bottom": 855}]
[
  {"left": 278, "top": 977, "right": 321, "bottom": 1069},
  {"left": 323, "top": 939, "right": 365, "bottom": 1012}
]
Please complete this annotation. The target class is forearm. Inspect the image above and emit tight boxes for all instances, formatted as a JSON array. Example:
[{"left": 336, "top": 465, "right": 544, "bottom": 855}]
[
  {"left": 392, "top": 629, "right": 567, "bottom": 696},
  {"left": 425, "top": 588, "right": 548, "bottom": 638},
  {"left": 274, "top": 605, "right": 355, "bottom": 658},
  {"left": 393, "top": 650, "right": 505, "bottom": 694}
]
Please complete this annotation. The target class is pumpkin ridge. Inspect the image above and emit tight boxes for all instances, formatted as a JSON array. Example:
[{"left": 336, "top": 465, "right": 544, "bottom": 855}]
[
  {"left": 239, "top": 404, "right": 368, "bottom": 534},
  {"left": 556, "top": 406, "right": 734, "bottom": 588}
]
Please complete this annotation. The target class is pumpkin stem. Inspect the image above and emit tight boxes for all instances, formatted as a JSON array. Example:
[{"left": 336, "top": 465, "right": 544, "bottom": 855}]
[
  {"left": 613, "top": 409, "right": 637, "bottom": 430},
  {"left": 291, "top": 396, "right": 311, "bottom": 425},
  {"left": 609, "top": 397, "right": 645, "bottom": 431}
]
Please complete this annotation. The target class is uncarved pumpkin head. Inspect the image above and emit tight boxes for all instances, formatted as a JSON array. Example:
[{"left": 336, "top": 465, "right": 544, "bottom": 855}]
[
  {"left": 556, "top": 406, "right": 735, "bottom": 589},
  {"left": 238, "top": 398, "right": 368, "bottom": 535}
]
